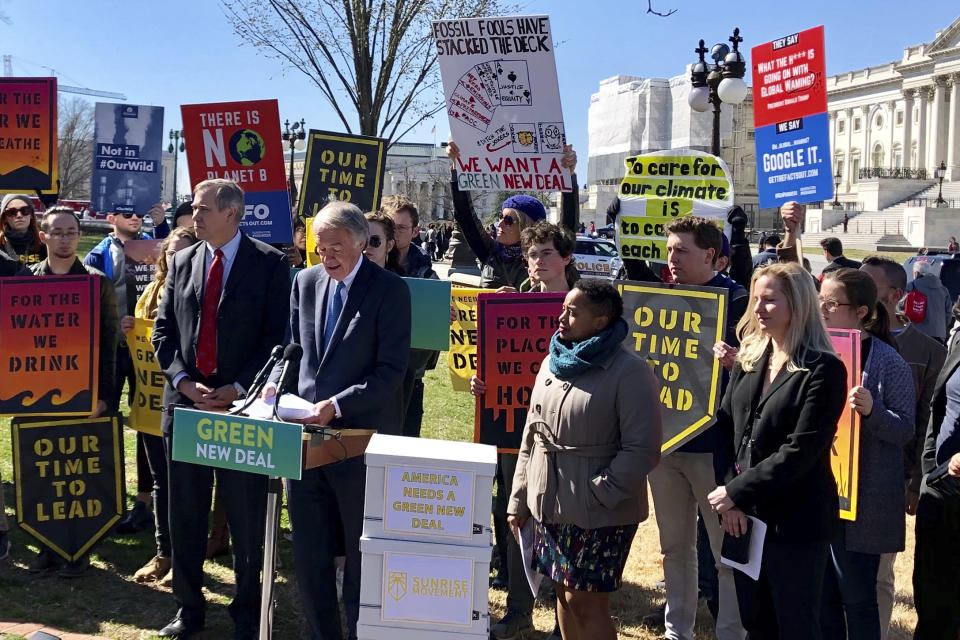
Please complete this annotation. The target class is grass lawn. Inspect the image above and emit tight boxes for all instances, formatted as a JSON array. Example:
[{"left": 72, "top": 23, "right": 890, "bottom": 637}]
[
  {"left": 844, "top": 248, "right": 917, "bottom": 263},
  {"left": 0, "top": 239, "right": 921, "bottom": 638}
]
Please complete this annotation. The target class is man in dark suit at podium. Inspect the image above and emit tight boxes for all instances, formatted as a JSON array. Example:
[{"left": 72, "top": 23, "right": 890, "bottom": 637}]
[
  {"left": 152, "top": 179, "right": 290, "bottom": 639},
  {"left": 264, "top": 201, "right": 410, "bottom": 640}
]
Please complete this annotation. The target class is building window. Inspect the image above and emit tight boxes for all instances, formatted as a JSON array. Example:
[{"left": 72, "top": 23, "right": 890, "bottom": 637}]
[
  {"left": 875, "top": 114, "right": 883, "bottom": 129},
  {"left": 894, "top": 149, "right": 903, "bottom": 168},
  {"left": 852, "top": 156, "right": 861, "bottom": 183},
  {"left": 835, "top": 158, "right": 845, "bottom": 181},
  {"left": 838, "top": 119, "right": 846, "bottom": 134},
  {"left": 872, "top": 143, "right": 884, "bottom": 168},
  {"left": 896, "top": 110, "right": 904, "bottom": 126},
  {"left": 853, "top": 117, "right": 862, "bottom": 132}
]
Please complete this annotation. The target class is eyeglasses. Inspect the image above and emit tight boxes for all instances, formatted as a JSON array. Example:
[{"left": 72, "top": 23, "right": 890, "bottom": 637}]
[
  {"left": 48, "top": 231, "right": 79, "bottom": 241},
  {"left": 818, "top": 298, "right": 854, "bottom": 313},
  {"left": 368, "top": 235, "right": 383, "bottom": 249},
  {"left": 527, "top": 249, "right": 558, "bottom": 261},
  {"left": 3, "top": 206, "right": 33, "bottom": 218},
  {"left": 120, "top": 212, "right": 146, "bottom": 219},
  {"left": 498, "top": 212, "right": 516, "bottom": 226}
]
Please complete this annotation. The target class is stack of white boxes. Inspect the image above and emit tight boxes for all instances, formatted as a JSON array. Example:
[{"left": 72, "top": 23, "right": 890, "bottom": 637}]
[{"left": 358, "top": 433, "right": 498, "bottom": 640}]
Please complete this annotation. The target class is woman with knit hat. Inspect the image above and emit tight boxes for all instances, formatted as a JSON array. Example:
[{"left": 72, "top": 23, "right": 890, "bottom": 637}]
[
  {"left": 0, "top": 194, "right": 46, "bottom": 266},
  {"left": 446, "top": 140, "right": 579, "bottom": 290}
]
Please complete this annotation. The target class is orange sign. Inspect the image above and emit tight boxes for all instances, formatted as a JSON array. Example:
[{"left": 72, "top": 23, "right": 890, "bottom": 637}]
[
  {"left": 0, "top": 276, "right": 100, "bottom": 416},
  {"left": 829, "top": 328, "right": 861, "bottom": 521},
  {"left": 0, "top": 78, "right": 58, "bottom": 193}
]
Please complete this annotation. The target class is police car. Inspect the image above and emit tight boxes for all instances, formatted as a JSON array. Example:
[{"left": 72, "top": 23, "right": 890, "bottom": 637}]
[{"left": 574, "top": 236, "right": 623, "bottom": 279}]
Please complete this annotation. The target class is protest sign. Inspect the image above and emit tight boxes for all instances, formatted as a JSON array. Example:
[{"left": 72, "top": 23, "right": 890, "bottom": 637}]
[
  {"left": 380, "top": 551, "right": 475, "bottom": 625},
  {"left": 304, "top": 216, "right": 323, "bottom": 267},
  {"left": 126, "top": 318, "right": 164, "bottom": 436},
  {"left": 433, "top": 15, "right": 572, "bottom": 192},
  {"left": 752, "top": 26, "right": 833, "bottom": 208},
  {"left": 0, "top": 77, "right": 57, "bottom": 193},
  {"left": 405, "top": 278, "right": 451, "bottom": 351},
  {"left": 298, "top": 130, "right": 387, "bottom": 216},
  {"left": 829, "top": 328, "right": 861, "bottom": 521},
  {"left": 172, "top": 408, "right": 305, "bottom": 480},
  {"left": 475, "top": 292, "right": 564, "bottom": 452},
  {"left": 449, "top": 287, "right": 484, "bottom": 392},
  {"left": 615, "top": 150, "right": 733, "bottom": 262},
  {"left": 91, "top": 103, "right": 164, "bottom": 215},
  {"left": 618, "top": 281, "right": 727, "bottom": 453},
  {"left": 181, "top": 99, "right": 293, "bottom": 243},
  {"left": 12, "top": 415, "right": 123, "bottom": 561},
  {"left": 0, "top": 275, "right": 100, "bottom": 416},
  {"left": 123, "top": 239, "right": 161, "bottom": 301}
]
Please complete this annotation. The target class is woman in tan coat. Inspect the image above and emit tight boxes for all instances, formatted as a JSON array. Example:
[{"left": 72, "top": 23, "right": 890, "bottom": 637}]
[{"left": 508, "top": 279, "right": 663, "bottom": 640}]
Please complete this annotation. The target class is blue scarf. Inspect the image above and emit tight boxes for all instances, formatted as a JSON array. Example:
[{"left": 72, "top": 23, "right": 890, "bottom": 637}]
[{"left": 549, "top": 317, "right": 629, "bottom": 380}]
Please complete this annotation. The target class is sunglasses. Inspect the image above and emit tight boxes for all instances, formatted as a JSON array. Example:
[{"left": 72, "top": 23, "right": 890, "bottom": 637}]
[
  {"left": 3, "top": 206, "right": 33, "bottom": 218},
  {"left": 120, "top": 212, "right": 146, "bottom": 219},
  {"left": 498, "top": 212, "right": 516, "bottom": 226},
  {"left": 368, "top": 235, "right": 383, "bottom": 248}
]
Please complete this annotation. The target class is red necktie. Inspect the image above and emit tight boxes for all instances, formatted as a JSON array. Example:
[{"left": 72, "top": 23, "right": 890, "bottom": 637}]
[{"left": 196, "top": 249, "right": 224, "bottom": 377}]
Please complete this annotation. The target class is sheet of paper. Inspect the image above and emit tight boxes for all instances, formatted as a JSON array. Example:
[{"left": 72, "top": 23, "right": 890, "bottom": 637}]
[
  {"left": 720, "top": 516, "right": 767, "bottom": 581},
  {"left": 232, "top": 393, "right": 314, "bottom": 421},
  {"left": 517, "top": 518, "right": 543, "bottom": 598}
]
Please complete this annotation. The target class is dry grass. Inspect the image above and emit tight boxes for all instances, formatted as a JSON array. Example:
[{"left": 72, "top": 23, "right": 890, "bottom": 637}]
[{"left": 1, "top": 360, "right": 920, "bottom": 638}]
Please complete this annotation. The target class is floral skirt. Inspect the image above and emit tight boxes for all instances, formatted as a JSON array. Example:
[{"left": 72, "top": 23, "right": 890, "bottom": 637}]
[{"left": 533, "top": 520, "right": 637, "bottom": 592}]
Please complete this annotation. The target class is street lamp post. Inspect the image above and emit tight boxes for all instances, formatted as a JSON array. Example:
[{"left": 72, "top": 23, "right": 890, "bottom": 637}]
[
  {"left": 282, "top": 119, "right": 307, "bottom": 218},
  {"left": 935, "top": 160, "right": 947, "bottom": 206},
  {"left": 688, "top": 28, "right": 748, "bottom": 157},
  {"left": 167, "top": 129, "right": 184, "bottom": 203},
  {"left": 833, "top": 168, "right": 842, "bottom": 208}
]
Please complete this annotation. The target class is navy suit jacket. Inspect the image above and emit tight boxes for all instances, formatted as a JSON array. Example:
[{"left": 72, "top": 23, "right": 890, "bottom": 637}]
[
  {"left": 274, "top": 257, "right": 411, "bottom": 435},
  {"left": 153, "top": 232, "right": 291, "bottom": 433}
]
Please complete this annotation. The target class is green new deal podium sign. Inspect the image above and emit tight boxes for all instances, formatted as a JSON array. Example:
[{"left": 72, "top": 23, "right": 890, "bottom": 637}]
[{"left": 171, "top": 408, "right": 305, "bottom": 479}]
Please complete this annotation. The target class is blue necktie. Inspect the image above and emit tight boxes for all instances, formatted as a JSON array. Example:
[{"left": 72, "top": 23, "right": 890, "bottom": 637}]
[{"left": 323, "top": 281, "right": 345, "bottom": 353}]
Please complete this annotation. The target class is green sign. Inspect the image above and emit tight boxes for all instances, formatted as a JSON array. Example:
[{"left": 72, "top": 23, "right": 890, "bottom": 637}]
[
  {"left": 405, "top": 277, "right": 452, "bottom": 351},
  {"left": 171, "top": 408, "right": 304, "bottom": 479}
]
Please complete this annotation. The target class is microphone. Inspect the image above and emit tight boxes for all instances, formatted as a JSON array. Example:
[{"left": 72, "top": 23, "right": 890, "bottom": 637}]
[
  {"left": 229, "top": 345, "right": 283, "bottom": 415},
  {"left": 273, "top": 343, "right": 303, "bottom": 421},
  {"left": 250, "top": 345, "right": 284, "bottom": 395}
]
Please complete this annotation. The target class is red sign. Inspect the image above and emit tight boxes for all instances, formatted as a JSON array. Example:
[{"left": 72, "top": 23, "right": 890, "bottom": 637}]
[
  {"left": 0, "top": 77, "right": 58, "bottom": 193},
  {"left": 475, "top": 292, "right": 565, "bottom": 453},
  {"left": 181, "top": 99, "right": 287, "bottom": 193},
  {"left": 751, "top": 26, "right": 827, "bottom": 129},
  {"left": 0, "top": 276, "right": 101, "bottom": 416}
]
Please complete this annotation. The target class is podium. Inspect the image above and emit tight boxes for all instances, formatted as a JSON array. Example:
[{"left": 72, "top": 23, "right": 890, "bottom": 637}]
[{"left": 171, "top": 407, "right": 374, "bottom": 640}]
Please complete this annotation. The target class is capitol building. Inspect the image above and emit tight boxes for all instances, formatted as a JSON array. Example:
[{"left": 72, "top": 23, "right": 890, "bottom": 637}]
[{"left": 828, "top": 15, "right": 960, "bottom": 202}]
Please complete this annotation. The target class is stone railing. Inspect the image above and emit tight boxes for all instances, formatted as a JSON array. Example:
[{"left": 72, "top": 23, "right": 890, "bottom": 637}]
[{"left": 858, "top": 167, "right": 930, "bottom": 180}]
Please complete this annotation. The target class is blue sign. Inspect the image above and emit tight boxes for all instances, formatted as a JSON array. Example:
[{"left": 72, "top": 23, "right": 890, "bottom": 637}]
[
  {"left": 241, "top": 189, "right": 294, "bottom": 244},
  {"left": 755, "top": 111, "right": 833, "bottom": 209},
  {"left": 91, "top": 103, "right": 164, "bottom": 216}
]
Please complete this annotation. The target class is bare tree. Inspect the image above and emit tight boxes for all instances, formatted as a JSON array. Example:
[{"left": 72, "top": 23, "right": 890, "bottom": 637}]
[
  {"left": 58, "top": 97, "right": 94, "bottom": 199},
  {"left": 221, "top": 0, "right": 511, "bottom": 145}
]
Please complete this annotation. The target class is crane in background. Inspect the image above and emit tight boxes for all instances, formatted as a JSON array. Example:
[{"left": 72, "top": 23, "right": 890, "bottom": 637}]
[{"left": 3, "top": 54, "right": 126, "bottom": 100}]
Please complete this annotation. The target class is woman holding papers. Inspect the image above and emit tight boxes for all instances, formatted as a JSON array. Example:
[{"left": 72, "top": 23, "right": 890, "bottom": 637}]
[
  {"left": 508, "top": 279, "right": 662, "bottom": 640},
  {"left": 707, "top": 262, "right": 847, "bottom": 640},
  {"left": 120, "top": 227, "right": 198, "bottom": 585},
  {"left": 818, "top": 268, "right": 914, "bottom": 640}
]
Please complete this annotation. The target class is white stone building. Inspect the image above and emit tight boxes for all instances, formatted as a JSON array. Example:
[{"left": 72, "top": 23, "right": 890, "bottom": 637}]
[{"left": 827, "top": 15, "right": 960, "bottom": 207}]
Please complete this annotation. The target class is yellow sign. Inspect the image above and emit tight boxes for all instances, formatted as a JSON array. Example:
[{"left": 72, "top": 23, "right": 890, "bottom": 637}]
[
  {"left": 126, "top": 318, "right": 164, "bottom": 436},
  {"left": 617, "top": 149, "right": 733, "bottom": 261},
  {"left": 448, "top": 287, "right": 485, "bottom": 392},
  {"left": 304, "top": 216, "right": 322, "bottom": 266}
]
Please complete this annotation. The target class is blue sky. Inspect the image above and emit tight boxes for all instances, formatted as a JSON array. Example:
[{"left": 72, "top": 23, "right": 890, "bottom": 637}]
[{"left": 2, "top": 1, "right": 958, "bottom": 196}]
